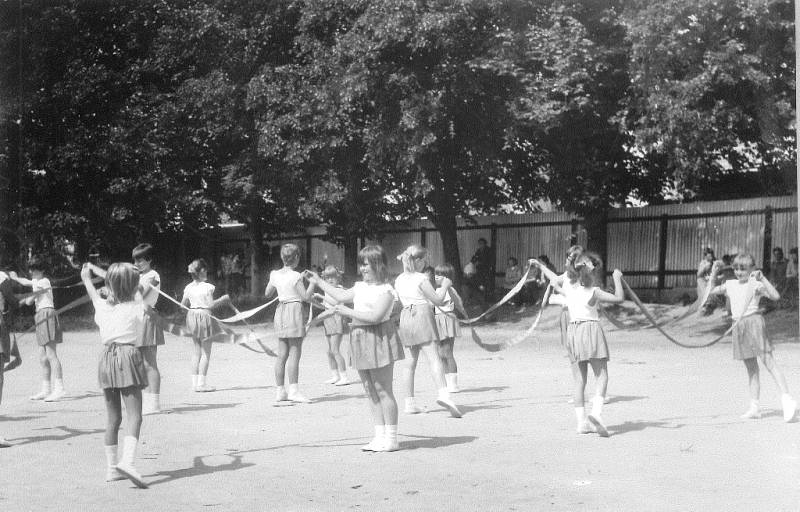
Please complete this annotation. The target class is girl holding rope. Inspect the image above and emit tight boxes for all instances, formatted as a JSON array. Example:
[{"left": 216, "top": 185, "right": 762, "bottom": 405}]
[
  {"left": 9, "top": 257, "right": 66, "bottom": 402},
  {"left": 433, "top": 263, "right": 468, "bottom": 393},
  {"left": 81, "top": 262, "right": 149, "bottom": 488},
  {"left": 706, "top": 254, "right": 797, "bottom": 422},
  {"left": 265, "top": 244, "right": 315, "bottom": 404},
  {"left": 132, "top": 244, "right": 164, "bottom": 414},
  {"left": 318, "top": 265, "right": 350, "bottom": 386},
  {"left": 306, "top": 245, "right": 405, "bottom": 451},
  {"left": 395, "top": 245, "right": 461, "bottom": 418},
  {"left": 532, "top": 253, "right": 624, "bottom": 437},
  {"left": 181, "top": 259, "right": 231, "bottom": 393}
]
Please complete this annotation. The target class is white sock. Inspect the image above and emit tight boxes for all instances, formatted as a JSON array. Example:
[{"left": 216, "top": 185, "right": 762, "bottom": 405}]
[
  {"left": 120, "top": 436, "right": 138, "bottom": 466},
  {"left": 197, "top": 375, "right": 206, "bottom": 387},
  {"left": 749, "top": 399, "right": 760, "bottom": 410},
  {"left": 575, "top": 407, "right": 585, "bottom": 426},
  {"left": 405, "top": 396, "right": 417, "bottom": 409},
  {"left": 39, "top": 380, "right": 51, "bottom": 395},
  {"left": 373, "top": 425, "right": 385, "bottom": 442},
  {"left": 192, "top": 374, "right": 199, "bottom": 388},
  {"left": 384, "top": 424, "right": 398, "bottom": 445},
  {"left": 104, "top": 445, "right": 118, "bottom": 468},
  {"left": 152, "top": 393, "right": 161, "bottom": 411},
  {"left": 288, "top": 383, "right": 299, "bottom": 395},
  {"left": 437, "top": 388, "right": 451, "bottom": 401},
  {"left": 52, "top": 378, "right": 64, "bottom": 393},
  {"left": 591, "top": 395, "right": 604, "bottom": 417}
]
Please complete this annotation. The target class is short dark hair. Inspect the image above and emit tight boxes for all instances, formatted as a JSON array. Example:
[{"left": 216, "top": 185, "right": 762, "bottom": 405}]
[
  {"left": 132, "top": 243, "right": 154, "bottom": 261},
  {"left": 28, "top": 256, "right": 47, "bottom": 273}
]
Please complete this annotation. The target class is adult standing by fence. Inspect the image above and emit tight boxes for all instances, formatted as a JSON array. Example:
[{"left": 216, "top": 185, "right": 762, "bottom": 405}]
[{"left": 472, "top": 238, "right": 494, "bottom": 302}]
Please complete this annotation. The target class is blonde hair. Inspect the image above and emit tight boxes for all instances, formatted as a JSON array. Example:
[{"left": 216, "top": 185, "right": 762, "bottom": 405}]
[
  {"left": 281, "top": 244, "right": 300, "bottom": 266},
  {"left": 398, "top": 244, "right": 427, "bottom": 272},
  {"left": 321, "top": 265, "right": 343, "bottom": 283},
  {"left": 733, "top": 253, "right": 755, "bottom": 268},
  {"left": 105, "top": 262, "right": 140, "bottom": 303}
]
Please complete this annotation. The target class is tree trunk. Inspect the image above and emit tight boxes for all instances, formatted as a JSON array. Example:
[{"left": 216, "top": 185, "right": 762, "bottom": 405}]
[
  {"left": 430, "top": 213, "right": 463, "bottom": 289},
  {"left": 247, "top": 219, "right": 267, "bottom": 295},
  {"left": 343, "top": 235, "right": 359, "bottom": 285},
  {"left": 0, "top": 120, "right": 20, "bottom": 266},
  {"left": 583, "top": 208, "right": 609, "bottom": 286}
]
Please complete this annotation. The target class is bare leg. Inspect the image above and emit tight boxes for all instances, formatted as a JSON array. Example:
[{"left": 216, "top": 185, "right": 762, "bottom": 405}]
[
  {"left": 573, "top": 361, "right": 589, "bottom": 406},
  {"left": 274, "top": 339, "right": 289, "bottom": 386},
  {"left": 103, "top": 389, "right": 123, "bottom": 446},
  {"left": 404, "top": 345, "right": 420, "bottom": 397},
  {"left": 589, "top": 358, "right": 608, "bottom": 399},
  {"left": 120, "top": 387, "right": 143, "bottom": 439},
  {"left": 198, "top": 340, "right": 212, "bottom": 377},
  {"left": 760, "top": 352, "right": 789, "bottom": 394},
  {"left": 743, "top": 357, "right": 760, "bottom": 401},
  {"left": 420, "top": 341, "right": 447, "bottom": 390},
  {"left": 286, "top": 338, "right": 303, "bottom": 384},
  {"left": 372, "top": 364, "right": 398, "bottom": 425},
  {"left": 140, "top": 346, "right": 160, "bottom": 394}
]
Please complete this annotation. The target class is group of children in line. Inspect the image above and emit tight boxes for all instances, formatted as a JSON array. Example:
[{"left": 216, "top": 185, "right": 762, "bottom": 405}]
[{"left": 0, "top": 240, "right": 796, "bottom": 489}]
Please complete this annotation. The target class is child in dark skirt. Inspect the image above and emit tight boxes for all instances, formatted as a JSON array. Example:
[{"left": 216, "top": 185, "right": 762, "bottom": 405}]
[
  {"left": 81, "top": 262, "right": 149, "bottom": 488},
  {"left": 707, "top": 254, "right": 797, "bottom": 422},
  {"left": 9, "top": 256, "right": 66, "bottom": 402},
  {"left": 307, "top": 246, "right": 405, "bottom": 452}
]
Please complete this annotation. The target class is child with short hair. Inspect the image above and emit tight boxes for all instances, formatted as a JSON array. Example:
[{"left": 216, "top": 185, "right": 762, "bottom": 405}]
[
  {"left": 265, "top": 244, "right": 315, "bottom": 403},
  {"left": 132, "top": 243, "right": 164, "bottom": 414},
  {"left": 80, "top": 262, "right": 149, "bottom": 488},
  {"left": 181, "top": 259, "right": 230, "bottom": 393},
  {"left": 307, "top": 245, "right": 405, "bottom": 451},
  {"left": 9, "top": 257, "right": 66, "bottom": 401},
  {"left": 433, "top": 263, "right": 468, "bottom": 393},
  {"left": 707, "top": 254, "right": 797, "bottom": 422},
  {"left": 319, "top": 266, "right": 350, "bottom": 386}
]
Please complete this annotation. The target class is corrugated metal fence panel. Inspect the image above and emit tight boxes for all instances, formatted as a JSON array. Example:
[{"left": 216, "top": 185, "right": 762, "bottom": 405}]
[
  {"left": 663, "top": 213, "right": 764, "bottom": 288},
  {"left": 609, "top": 195, "right": 795, "bottom": 218},
  {"left": 423, "top": 230, "right": 446, "bottom": 267},
  {"left": 772, "top": 210, "right": 798, "bottom": 254},
  {"left": 607, "top": 220, "right": 661, "bottom": 288}
]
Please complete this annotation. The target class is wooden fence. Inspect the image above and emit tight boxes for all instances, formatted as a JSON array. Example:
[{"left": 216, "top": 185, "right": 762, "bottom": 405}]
[{"left": 177, "top": 195, "right": 797, "bottom": 293}]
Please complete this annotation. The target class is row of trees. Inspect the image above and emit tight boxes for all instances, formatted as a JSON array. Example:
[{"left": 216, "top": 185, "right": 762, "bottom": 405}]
[{"left": 0, "top": 0, "right": 795, "bottom": 290}]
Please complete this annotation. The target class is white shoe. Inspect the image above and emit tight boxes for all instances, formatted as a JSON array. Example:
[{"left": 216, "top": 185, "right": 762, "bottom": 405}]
[
  {"left": 287, "top": 391, "right": 310, "bottom": 403},
  {"left": 114, "top": 462, "right": 149, "bottom": 489},
  {"left": 324, "top": 376, "right": 339, "bottom": 384},
  {"left": 740, "top": 406, "right": 761, "bottom": 420},
  {"left": 378, "top": 440, "right": 400, "bottom": 452},
  {"left": 576, "top": 420, "right": 595, "bottom": 435},
  {"left": 360, "top": 439, "right": 383, "bottom": 452},
  {"left": 782, "top": 395, "right": 797, "bottom": 422},
  {"left": 43, "top": 389, "right": 66, "bottom": 402},
  {"left": 275, "top": 388, "right": 288, "bottom": 402},
  {"left": 334, "top": 377, "right": 350, "bottom": 386},
  {"left": 105, "top": 467, "right": 126, "bottom": 482},
  {"left": 194, "top": 384, "right": 216, "bottom": 393},
  {"left": 587, "top": 414, "right": 609, "bottom": 437},
  {"left": 0, "top": 437, "right": 11, "bottom": 447},
  {"left": 436, "top": 396, "right": 463, "bottom": 418},
  {"left": 404, "top": 398, "right": 423, "bottom": 414},
  {"left": 29, "top": 391, "right": 49, "bottom": 401}
]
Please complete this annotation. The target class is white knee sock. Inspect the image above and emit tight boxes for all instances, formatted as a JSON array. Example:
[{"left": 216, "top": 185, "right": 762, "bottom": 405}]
[
  {"left": 591, "top": 395, "right": 604, "bottom": 418},
  {"left": 197, "top": 375, "right": 206, "bottom": 387},
  {"left": 104, "top": 444, "right": 118, "bottom": 468},
  {"left": 120, "top": 436, "right": 138, "bottom": 466},
  {"left": 192, "top": 374, "right": 199, "bottom": 388},
  {"left": 575, "top": 407, "right": 586, "bottom": 426},
  {"left": 52, "top": 378, "right": 64, "bottom": 393},
  {"left": 384, "top": 424, "right": 398, "bottom": 445}
]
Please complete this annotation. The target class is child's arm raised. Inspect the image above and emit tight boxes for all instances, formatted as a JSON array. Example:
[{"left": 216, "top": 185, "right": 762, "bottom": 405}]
[
  {"left": 305, "top": 271, "right": 355, "bottom": 303},
  {"left": 80, "top": 263, "right": 101, "bottom": 303},
  {"left": 7, "top": 272, "right": 33, "bottom": 287},
  {"left": 420, "top": 277, "right": 449, "bottom": 307},
  {"left": 293, "top": 274, "right": 316, "bottom": 302},
  {"left": 529, "top": 259, "right": 563, "bottom": 286},
  {"left": 88, "top": 262, "right": 107, "bottom": 278},
  {"left": 752, "top": 270, "right": 780, "bottom": 301},
  {"left": 705, "top": 261, "right": 726, "bottom": 296},
  {"left": 448, "top": 287, "right": 469, "bottom": 318},
  {"left": 593, "top": 269, "right": 625, "bottom": 304}
]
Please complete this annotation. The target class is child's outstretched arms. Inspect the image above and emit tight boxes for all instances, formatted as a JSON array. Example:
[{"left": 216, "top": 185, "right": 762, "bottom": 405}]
[
  {"left": 529, "top": 259, "right": 561, "bottom": 285},
  {"left": 304, "top": 270, "right": 355, "bottom": 303}
]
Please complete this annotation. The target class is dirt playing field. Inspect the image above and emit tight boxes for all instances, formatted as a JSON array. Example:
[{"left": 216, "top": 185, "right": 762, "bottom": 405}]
[{"left": 1, "top": 304, "right": 798, "bottom": 512}]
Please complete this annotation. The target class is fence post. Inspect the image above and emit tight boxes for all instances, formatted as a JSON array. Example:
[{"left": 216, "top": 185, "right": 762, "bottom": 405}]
[
  {"left": 490, "top": 223, "right": 498, "bottom": 288},
  {"left": 420, "top": 225, "right": 427, "bottom": 247},
  {"left": 658, "top": 214, "right": 669, "bottom": 290},
  {"left": 763, "top": 206, "right": 773, "bottom": 272},
  {"left": 305, "top": 235, "right": 313, "bottom": 269}
]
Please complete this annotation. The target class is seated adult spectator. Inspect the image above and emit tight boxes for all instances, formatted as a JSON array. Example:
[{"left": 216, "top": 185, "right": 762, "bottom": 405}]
[
  {"left": 782, "top": 247, "right": 798, "bottom": 308},
  {"left": 471, "top": 238, "right": 494, "bottom": 301},
  {"left": 770, "top": 247, "right": 788, "bottom": 293},
  {"left": 697, "top": 247, "right": 716, "bottom": 314}
]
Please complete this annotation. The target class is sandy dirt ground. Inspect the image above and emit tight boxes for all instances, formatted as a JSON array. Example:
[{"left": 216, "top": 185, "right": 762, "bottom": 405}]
[{"left": 1, "top": 304, "right": 799, "bottom": 512}]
